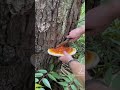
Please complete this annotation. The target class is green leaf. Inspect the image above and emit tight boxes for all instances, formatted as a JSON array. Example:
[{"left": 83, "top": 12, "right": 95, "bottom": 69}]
[
  {"left": 35, "top": 89, "right": 40, "bottom": 90},
  {"left": 35, "top": 84, "right": 42, "bottom": 88},
  {"left": 35, "top": 73, "right": 43, "bottom": 78},
  {"left": 78, "top": 55, "right": 85, "bottom": 64},
  {"left": 50, "top": 72, "right": 61, "bottom": 79},
  {"left": 35, "top": 78, "right": 39, "bottom": 83},
  {"left": 40, "top": 88, "right": 45, "bottom": 90},
  {"left": 74, "top": 79, "right": 81, "bottom": 86},
  {"left": 58, "top": 82, "right": 68, "bottom": 87},
  {"left": 111, "top": 75, "right": 120, "bottom": 90},
  {"left": 42, "top": 78, "right": 52, "bottom": 89},
  {"left": 70, "top": 85, "right": 77, "bottom": 90},
  {"left": 104, "top": 68, "right": 112, "bottom": 86},
  {"left": 63, "top": 87, "right": 69, "bottom": 90},
  {"left": 50, "top": 64, "right": 54, "bottom": 71},
  {"left": 48, "top": 74, "right": 57, "bottom": 81},
  {"left": 67, "top": 74, "right": 74, "bottom": 81},
  {"left": 60, "top": 73, "right": 66, "bottom": 77},
  {"left": 62, "top": 77, "right": 71, "bottom": 83},
  {"left": 38, "top": 69, "right": 47, "bottom": 74},
  {"left": 111, "top": 39, "right": 120, "bottom": 45}
]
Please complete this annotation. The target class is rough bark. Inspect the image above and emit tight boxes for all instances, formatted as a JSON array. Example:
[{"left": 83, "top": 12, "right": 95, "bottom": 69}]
[
  {"left": 35, "top": 0, "right": 81, "bottom": 69},
  {"left": 0, "top": 0, "right": 35, "bottom": 89},
  {"left": 0, "top": 0, "right": 81, "bottom": 89}
]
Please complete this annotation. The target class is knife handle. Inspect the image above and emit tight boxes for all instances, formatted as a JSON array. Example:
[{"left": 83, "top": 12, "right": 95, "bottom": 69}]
[{"left": 65, "top": 38, "right": 72, "bottom": 42}]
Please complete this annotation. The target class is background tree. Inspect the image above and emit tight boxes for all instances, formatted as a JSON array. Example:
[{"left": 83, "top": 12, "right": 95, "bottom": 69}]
[{"left": 0, "top": 0, "right": 34, "bottom": 89}]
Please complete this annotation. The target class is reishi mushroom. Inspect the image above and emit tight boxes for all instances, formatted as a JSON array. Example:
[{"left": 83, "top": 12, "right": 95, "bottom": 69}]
[
  {"left": 48, "top": 46, "right": 76, "bottom": 57},
  {"left": 86, "top": 50, "right": 100, "bottom": 69}
]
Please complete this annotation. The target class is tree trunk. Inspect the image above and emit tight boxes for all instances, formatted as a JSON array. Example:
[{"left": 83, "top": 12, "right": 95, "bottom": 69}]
[
  {"left": 35, "top": 0, "right": 81, "bottom": 69},
  {"left": 0, "top": 0, "right": 81, "bottom": 89},
  {"left": 0, "top": 0, "right": 35, "bottom": 89}
]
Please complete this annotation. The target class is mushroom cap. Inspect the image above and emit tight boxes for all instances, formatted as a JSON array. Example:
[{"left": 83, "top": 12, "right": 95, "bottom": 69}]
[
  {"left": 86, "top": 50, "right": 100, "bottom": 69},
  {"left": 48, "top": 46, "right": 76, "bottom": 57}
]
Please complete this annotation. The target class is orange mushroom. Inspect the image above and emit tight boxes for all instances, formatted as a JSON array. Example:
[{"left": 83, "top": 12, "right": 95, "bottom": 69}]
[
  {"left": 48, "top": 46, "right": 76, "bottom": 56},
  {"left": 86, "top": 50, "right": 100, "bottom": 69}
]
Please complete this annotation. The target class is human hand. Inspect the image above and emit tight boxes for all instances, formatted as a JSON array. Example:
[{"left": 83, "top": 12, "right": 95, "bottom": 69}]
[
  {"left": 86, "top": 3, "right": 116, "bottom": 35},
  {"left": 59, "top": 51, "right": 73, "bottom": 63},
  {"left": 67, "top": 25, "right": 85, "bottom": 42}
]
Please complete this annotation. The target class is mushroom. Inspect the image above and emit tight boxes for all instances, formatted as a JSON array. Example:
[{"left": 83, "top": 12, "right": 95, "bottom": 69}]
[
  {"left": 86, "top": 50, "right": 100, "bottom": 69},
  {"left": 47, "top": 46, "right": 76, "bottom": 57}
]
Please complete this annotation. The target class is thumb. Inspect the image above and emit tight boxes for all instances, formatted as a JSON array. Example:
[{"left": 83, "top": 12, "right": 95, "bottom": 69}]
[
  {"left": 59, "top": 56, "right": 63, "bottom": 60},
  {"left": 63, "top": 51, "right": 69, "bottom": 56}
]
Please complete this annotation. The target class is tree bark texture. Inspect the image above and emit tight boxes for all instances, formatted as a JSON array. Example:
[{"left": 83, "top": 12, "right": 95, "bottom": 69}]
[
  {"left": 0, "top": 0, "right": 81, "bottom": 89},
  {"left": 0, "top": 0, "right": 34, "bottom": 89},
  {"left": 35, "top": 0, "right": 81, "bottom": 69}
]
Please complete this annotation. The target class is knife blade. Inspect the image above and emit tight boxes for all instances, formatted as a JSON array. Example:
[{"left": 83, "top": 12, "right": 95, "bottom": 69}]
[{"left": 56, "top": 38, "right": 71, "bottom": 48}]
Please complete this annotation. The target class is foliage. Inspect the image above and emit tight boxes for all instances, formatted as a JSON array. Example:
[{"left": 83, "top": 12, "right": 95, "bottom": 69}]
[
  {"left": 86, "top": 18, "right": 120, "bottom": 89},
  {"left": 72, "top": 2, "right": 85, "bottom": 64},
  {"left": 77, "top": 2, "right": 85, "bottom": 27},
  {"left": 85, "top": 0, "right": 120, "bottom": 89},
  {"left": 35, "top": 64, "right": 83, "bottom": 90}
]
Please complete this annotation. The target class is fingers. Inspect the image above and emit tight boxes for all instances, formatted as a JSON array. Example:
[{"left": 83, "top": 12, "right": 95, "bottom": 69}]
[
  {"left": 63, "top": 51, "right": 68, "bottom": 55},
  {"left": 59, "top": 56, "right": 63, "bottom": 60},
  {"left": 59, "top": 51, "right": 69, "bottom": 60},
  {"left": 66, "top": 35, "right": 72, "bottom": 38},
  {"left": 59, "top": 51, "right": 73, "bottom": 63},
  {"left": 66, "top": 27, "right": 84, "bottom": 41},
  {"left": 66, "top": 35, "right": 78, "bottom": 42},
  {"left": 70, "top": 37, "right": 80, "bottom": 42},
  {"left": 66, "top": 31, "right": 75, "bottom": 39}
]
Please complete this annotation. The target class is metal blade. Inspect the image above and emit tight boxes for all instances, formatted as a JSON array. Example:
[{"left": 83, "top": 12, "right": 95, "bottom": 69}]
[{"left": 56, "top": 38, "right": 71, "bottom": 47}]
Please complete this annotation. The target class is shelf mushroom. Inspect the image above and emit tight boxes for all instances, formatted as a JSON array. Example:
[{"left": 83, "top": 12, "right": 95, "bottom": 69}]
[
  {"left": 48, "top": 46, "right": 76, "bottom": 56},
  {"left": 86, "top": 50, "right": 100, "bottom": 69}
]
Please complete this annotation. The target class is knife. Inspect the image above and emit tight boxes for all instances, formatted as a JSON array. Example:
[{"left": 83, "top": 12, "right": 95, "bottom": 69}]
[{"left": 56, "top": 38, "right": 71, "bottom": 48}]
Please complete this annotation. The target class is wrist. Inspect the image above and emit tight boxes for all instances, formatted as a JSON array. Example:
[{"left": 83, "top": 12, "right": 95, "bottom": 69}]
[
  {"left": 67, "top": 59, "right": 79, "bottom": 67},
  {"left": 67, "top": 57, "right": 74, "bottom": 63}
]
